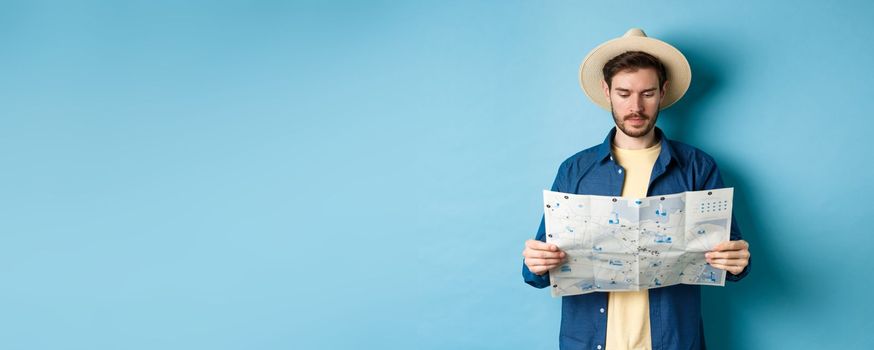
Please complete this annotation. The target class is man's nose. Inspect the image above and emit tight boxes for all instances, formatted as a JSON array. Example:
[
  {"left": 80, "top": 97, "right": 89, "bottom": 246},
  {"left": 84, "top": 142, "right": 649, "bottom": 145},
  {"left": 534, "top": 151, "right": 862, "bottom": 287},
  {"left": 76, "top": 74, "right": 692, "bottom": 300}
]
[{"left": 629, "top": 95, "right": 644, "bottom": 113}]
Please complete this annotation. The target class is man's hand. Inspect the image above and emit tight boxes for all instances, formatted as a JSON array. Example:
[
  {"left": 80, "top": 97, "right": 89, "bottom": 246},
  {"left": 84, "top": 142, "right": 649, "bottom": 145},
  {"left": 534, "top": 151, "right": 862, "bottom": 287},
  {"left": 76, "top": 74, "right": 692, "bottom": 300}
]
[
  {"left": 706, "top": 240, "right": 750, "bottom": 275},
  {"left": 522, "top": 239, "right": 567, "bottom": 276}
]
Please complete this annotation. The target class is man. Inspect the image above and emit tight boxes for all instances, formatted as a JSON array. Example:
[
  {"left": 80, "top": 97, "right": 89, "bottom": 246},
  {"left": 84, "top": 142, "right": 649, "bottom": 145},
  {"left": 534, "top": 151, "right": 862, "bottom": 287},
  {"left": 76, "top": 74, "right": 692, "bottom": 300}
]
[{"left": 521, "top": 28, "right": 751, "bottom": 350}]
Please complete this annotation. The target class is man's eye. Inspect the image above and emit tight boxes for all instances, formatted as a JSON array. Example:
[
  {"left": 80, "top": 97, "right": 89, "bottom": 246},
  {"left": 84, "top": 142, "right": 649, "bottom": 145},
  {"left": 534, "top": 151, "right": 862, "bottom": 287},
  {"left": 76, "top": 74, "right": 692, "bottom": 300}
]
[
  {"left": 618, "top": 94, "right": 629, "bottom": 97},
  {"left": 644, "top": 93, "right": 654, "bottom": 97}
]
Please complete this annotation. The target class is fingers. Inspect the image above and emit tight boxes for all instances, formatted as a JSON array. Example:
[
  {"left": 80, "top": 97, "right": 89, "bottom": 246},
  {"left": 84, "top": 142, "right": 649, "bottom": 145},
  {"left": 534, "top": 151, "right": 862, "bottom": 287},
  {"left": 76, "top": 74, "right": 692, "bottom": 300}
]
[
  {"left": 706, "top": 249, "right": 749, "bottom": 267},
  {"left": 708, "top": 262, "right": 747, "bottom": 275},
  {"left": 706, "top": 241, "right": 749, "bottom": 275},
  {"left": 523, "top": 239, "right": 567, "bottom": 275},
  {"left": 707, "top": 258, "right": 749, "bottom": 268},
  {"left": 525, "top": 257, "right": 565, "bottom": 266},
  {"left": 705, "top": 250, "right": 750, "bottom": 260},
  {"left": 711, "top": 240, "right": 749, "bottom": 252},
  {"left": 526, "top": 261, "right": 564, "bottom": 275},
  {"left": 526, "top": 239, "right": 559, "bottom": 251},
  {"left": 523, "top": 240, "right": 566, "bottom": 260},
  {"left": 524, "top": 249, "right": 565, "bottom": 259}
]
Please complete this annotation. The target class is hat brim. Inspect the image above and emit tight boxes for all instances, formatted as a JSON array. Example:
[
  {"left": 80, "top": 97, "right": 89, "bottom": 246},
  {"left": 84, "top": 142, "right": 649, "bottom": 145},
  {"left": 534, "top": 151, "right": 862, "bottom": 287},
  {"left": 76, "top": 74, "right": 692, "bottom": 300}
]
[{"left": 579, "top": 36, "right": 691, "bottom": 111}]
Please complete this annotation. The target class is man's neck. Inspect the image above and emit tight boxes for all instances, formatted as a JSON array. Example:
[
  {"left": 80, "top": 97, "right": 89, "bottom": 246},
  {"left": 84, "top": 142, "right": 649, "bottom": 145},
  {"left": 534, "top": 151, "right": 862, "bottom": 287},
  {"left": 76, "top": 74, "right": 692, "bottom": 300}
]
[{"left": 612, "top": 128, "right": 659, "bottom": 150}]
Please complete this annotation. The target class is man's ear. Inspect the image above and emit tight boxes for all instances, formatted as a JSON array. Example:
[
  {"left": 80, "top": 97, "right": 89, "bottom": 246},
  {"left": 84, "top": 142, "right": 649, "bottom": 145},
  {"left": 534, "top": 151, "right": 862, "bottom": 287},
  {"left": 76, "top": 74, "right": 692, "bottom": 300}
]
[
  {"left": 601, "top": 80, "right": 610, "bottom": 100},
  {"left": 660, "top": 80, "right": 669, "bottom": 98}
]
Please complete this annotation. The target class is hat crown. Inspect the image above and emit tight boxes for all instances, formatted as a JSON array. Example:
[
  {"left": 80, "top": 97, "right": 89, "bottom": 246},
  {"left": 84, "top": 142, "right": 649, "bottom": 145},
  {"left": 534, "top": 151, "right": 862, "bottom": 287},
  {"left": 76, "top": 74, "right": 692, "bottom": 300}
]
[{"left": 623, "top": 28, "right": 647, "bottom": 38}]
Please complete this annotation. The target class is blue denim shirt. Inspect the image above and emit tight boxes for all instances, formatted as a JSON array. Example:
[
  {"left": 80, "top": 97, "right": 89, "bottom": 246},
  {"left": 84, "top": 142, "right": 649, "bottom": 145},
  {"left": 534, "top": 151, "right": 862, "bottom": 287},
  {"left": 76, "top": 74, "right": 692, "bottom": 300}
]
[{"left": 523, "top": 127, "right": 749, "bottom": 350}]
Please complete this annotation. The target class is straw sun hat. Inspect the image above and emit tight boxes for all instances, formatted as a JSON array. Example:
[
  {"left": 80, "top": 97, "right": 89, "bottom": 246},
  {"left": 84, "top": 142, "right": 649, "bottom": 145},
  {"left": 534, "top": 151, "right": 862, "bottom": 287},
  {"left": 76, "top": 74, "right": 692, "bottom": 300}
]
[{"left": 579, "top": 28, "right": 691, "bottom": 111}]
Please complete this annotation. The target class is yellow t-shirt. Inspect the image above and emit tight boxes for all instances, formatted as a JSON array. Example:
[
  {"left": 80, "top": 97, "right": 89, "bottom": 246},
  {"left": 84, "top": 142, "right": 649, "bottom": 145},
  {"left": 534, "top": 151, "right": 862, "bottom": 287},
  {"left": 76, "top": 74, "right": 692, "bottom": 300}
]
[{"left": 605, "top": 141, "right": 661, "bottom": 350}]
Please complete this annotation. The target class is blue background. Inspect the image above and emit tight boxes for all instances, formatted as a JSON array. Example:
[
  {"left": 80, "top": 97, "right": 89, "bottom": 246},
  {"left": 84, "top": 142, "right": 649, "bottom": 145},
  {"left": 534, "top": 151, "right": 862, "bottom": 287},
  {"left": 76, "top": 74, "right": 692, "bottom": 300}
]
[{"left": 2, "top": 1, "right": 872, "bottom": 349}]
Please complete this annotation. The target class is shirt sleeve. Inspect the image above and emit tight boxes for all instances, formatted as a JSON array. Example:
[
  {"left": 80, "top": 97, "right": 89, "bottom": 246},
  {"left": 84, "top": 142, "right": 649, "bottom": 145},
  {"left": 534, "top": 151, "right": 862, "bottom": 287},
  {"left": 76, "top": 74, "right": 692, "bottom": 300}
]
[
  {"left": 700, "top": 157, "right": 751, "bottom": 282},
  {"left": 522, "top": 161, "right": 566, "bottom": 289}
]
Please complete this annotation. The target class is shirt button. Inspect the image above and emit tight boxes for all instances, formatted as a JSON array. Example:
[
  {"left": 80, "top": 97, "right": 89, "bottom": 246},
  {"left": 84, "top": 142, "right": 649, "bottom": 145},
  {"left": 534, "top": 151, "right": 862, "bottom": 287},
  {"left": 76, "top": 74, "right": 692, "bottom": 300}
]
[
  {"left": 599, "top": 308, "right": 605, "bottom": 313},
  {"left": 597, "top": 345, "right": 602, "bottom": 349},
  {"left": 618, "top": 169, "right": 622, "bottom": 174}
]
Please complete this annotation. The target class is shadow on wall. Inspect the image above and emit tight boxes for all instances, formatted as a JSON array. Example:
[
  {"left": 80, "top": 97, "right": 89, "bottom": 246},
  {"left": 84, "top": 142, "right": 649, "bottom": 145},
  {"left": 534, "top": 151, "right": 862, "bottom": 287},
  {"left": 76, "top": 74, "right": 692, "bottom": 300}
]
[{"left": 656, "top": 35, "right": 801, "bottom": 349}]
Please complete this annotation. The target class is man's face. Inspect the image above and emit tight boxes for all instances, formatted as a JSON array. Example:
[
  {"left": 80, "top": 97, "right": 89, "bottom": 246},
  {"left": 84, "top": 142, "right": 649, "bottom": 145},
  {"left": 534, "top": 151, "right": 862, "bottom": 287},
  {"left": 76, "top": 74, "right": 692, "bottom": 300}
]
[{"left": 601, "top": 68, "right": 667, "bottom": 138}]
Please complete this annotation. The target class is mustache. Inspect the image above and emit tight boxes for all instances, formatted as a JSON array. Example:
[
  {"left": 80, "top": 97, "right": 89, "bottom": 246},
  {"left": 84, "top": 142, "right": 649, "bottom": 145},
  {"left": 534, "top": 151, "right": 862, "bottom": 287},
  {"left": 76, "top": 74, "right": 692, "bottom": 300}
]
[{"left": 623, "top": 113, "right": 651, "bottom": 120}]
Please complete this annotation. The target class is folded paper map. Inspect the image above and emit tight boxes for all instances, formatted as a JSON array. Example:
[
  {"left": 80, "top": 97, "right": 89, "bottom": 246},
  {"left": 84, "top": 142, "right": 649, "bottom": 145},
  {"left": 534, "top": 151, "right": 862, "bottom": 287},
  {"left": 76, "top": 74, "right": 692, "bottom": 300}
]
[{"left": 543, "top": 188, "right": 733, "bottom": 297}]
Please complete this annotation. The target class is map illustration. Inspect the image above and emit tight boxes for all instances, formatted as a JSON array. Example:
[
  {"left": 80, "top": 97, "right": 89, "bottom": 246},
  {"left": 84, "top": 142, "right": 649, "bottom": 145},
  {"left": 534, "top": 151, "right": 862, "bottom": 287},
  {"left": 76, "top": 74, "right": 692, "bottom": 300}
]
[{"left": 543, "top": 188, "right": 734, "bottom": 297}]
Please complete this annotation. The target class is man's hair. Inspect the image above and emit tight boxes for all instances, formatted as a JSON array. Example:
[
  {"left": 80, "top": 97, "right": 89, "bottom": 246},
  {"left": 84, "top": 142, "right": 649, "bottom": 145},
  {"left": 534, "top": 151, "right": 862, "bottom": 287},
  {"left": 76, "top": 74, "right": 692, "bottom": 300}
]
[{"left": 602, "top": 51, "right": 668, "bottom": 89}]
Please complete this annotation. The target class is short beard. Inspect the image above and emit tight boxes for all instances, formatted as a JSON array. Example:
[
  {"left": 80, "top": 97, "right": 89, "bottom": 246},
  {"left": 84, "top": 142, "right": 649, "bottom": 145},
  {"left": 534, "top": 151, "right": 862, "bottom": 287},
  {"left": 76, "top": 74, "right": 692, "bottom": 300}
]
[{"left": 611, "top": 105, "right": 659, "bottom": 138}]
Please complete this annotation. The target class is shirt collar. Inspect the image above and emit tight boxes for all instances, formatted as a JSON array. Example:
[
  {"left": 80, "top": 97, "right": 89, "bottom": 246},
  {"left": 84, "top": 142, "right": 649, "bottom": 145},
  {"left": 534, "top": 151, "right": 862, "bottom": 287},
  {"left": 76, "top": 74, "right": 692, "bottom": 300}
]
[{"left": 596, "top": 126, "right": 679, "bottom": 168}]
